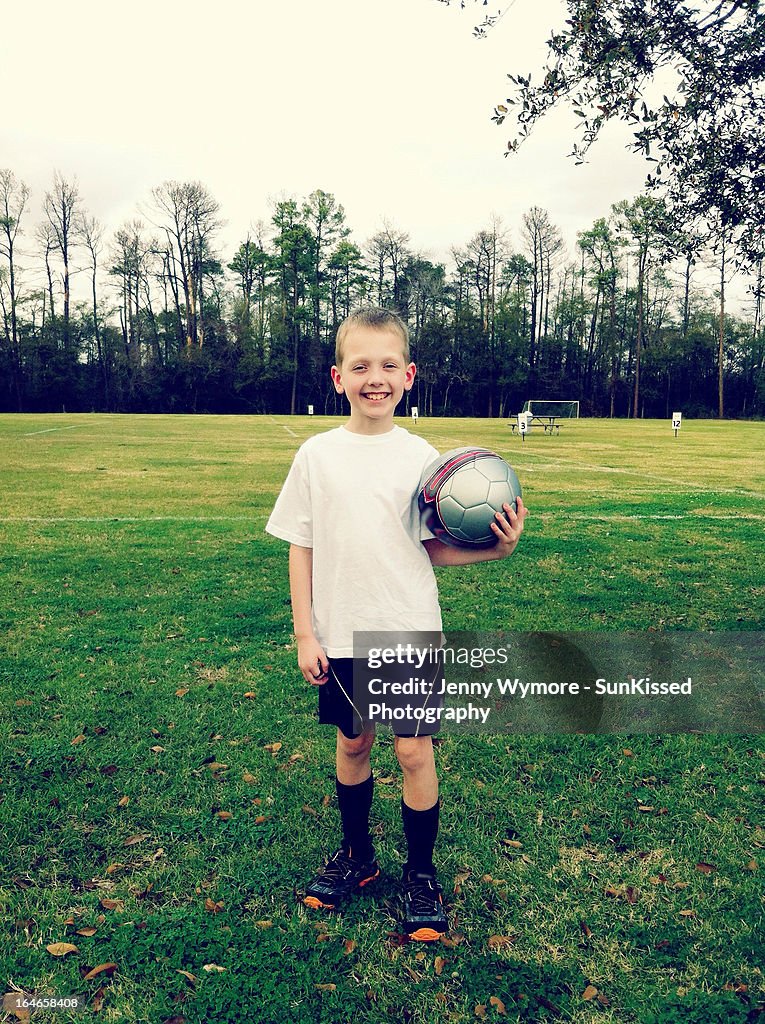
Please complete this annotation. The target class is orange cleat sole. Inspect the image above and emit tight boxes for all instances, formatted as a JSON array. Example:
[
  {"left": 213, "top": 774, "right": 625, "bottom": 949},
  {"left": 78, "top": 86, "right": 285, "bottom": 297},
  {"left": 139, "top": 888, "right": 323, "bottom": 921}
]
[
  {"left": 303, "top": 895, "right": 335, "bottom": 910},
  {"left": 302, "top": 869, "right": 380, "bottom": 911},
  {"left": 408, "top": 927, "right": 444, "bottom": 942}
]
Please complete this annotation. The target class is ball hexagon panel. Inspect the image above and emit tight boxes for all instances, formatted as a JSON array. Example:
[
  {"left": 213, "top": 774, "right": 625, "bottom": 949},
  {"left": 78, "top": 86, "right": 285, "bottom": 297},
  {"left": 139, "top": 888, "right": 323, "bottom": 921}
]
[
  {"left": 487, "top": 480, "right": 516, "bottom": 510},
  {"left": 475, "top": 458, "right": 511, "bottom": 483},
  {"left": 442, "top": 465, "right": 492, "bottom": 509},
  {"left": 460, "top": 504, "right": 495, "bottom": 542},
  {"left": 437, "top": 494, "right": 466, "bottom": 530}
]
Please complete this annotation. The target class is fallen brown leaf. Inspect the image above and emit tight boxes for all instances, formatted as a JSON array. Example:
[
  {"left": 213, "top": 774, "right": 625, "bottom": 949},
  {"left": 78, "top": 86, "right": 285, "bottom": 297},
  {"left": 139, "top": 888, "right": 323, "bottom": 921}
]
[
  {"left": 123, "top": 834, "right": 150, "bottom": 847},
  {"left": 434, "top": 956, "right": 446, "bottom": 975},
  {"left": 315, "top": 984, "right": 336, "bottom": 992},
  {"left": 2, "top": 992, "right": 31, "bottom": 1022},
  {"left": 489, "top": 995, "right": 507, "bottom": 1014},
  {"left": 582, "top": 985, "right": 598, "bottom": 1001},
  {"left": 46, "top": 942, "right": 79, "bottom": 957},
  {"left": 71, "top": 734, "right": 86, "bottom": 746},
  {"left": 100, "top": 899, "right": 125, "bottom": 912},
  {"left": 82, "top": 963, "right": 117, "bottom": 981}
]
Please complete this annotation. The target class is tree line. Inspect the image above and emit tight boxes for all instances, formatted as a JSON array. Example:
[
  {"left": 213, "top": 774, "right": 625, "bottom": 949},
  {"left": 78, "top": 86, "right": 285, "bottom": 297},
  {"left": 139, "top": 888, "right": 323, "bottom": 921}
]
[{"left": 1, "top": 170, "right": 763, "bottom": 418}]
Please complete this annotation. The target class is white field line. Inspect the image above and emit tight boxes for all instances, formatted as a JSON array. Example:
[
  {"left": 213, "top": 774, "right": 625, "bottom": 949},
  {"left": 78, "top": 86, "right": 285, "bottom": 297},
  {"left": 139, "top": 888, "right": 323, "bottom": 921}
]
[
  {"left": 268, "top": 416, "right": 298, "bottom": 438},
  {"left": 0, "top": 515, "right": 269, "bottom": 523},
  {"left": 0, "top": 512, "right": 762, "bottom": 525},
  {"left": 552, "top": 512, "right": 765, "bottom": 522},
  {"left": 22, "top": 425, "right": 85, "bottom": 436},
  {"left": 421, "top": 433, "right": 765, "bottom": 500}
]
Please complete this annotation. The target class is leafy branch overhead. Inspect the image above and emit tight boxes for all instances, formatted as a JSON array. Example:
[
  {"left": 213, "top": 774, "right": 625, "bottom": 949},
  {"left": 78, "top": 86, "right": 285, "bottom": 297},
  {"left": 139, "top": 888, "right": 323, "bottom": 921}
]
[{"left": 443, "top": 0, "right": 765, "bottom": 262}]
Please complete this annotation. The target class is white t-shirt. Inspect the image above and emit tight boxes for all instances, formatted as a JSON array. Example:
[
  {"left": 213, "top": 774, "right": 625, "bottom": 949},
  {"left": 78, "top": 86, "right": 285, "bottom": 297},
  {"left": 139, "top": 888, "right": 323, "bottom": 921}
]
[{"left": 265, "top": 425, "right": 442, "bottom": 657}]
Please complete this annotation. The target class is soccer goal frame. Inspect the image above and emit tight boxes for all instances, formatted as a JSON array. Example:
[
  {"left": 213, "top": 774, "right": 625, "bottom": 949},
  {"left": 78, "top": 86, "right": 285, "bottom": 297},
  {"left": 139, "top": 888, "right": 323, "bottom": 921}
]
[{"left": 521, "top": 400, "right": 580, "bottom": 419}]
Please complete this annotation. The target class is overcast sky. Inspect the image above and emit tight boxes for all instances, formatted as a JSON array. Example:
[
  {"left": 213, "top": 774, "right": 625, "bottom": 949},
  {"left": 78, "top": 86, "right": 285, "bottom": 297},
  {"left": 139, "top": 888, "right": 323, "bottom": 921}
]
[{"left": 0, "top": 0, "right": 750, "bottom": 307}]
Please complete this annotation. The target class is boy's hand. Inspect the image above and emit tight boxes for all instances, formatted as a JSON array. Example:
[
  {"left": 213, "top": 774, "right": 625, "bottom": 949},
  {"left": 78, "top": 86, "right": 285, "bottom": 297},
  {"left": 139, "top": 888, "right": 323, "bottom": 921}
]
[
  {"left": 297, "top": 636, "right": 329, "bottom": 686},
  {"left": 490, "top": 495, "right": 527, "bottom": 559}
]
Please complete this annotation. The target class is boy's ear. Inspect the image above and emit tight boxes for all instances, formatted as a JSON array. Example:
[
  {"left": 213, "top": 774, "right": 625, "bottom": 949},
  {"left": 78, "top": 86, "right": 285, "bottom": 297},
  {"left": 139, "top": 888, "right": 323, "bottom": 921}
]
[
  {"left": 330, "top": 366, "right": 344, "bottom": 394},
  {"left": 405, "top": 362, "right": 416, "bottom": 391}
]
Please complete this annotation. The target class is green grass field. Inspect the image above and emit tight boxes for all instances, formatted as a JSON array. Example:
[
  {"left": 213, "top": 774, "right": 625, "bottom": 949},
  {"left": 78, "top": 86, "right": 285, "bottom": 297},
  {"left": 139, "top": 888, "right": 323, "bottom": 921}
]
[{"left": 1, "top": 413, "right": 763, "bottom": 1024}]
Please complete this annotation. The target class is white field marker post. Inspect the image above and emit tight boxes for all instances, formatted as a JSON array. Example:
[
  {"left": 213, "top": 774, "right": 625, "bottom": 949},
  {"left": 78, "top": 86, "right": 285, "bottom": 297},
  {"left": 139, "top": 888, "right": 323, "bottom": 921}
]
[
  {"left": 411, "top": 406, "right": 419, "bottom": 425},
  {"left": 672, "top": 411, "right": 682, "bottom": 438},
  {"left": 518, "top": 412, "right": 529, "bottom": 444},
  {"left": 308, "top": 405, "right": 314, "bottom": 415}
]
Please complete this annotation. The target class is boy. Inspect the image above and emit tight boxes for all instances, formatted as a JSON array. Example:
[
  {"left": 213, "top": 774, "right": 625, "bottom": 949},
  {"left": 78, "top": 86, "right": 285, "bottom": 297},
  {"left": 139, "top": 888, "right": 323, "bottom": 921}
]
[{"left": 266, "top": 307, "right": 526, "bottom": 941}]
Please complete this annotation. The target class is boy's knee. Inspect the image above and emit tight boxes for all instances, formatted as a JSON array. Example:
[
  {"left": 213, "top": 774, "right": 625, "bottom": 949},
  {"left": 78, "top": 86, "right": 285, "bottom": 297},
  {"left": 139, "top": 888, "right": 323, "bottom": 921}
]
[
  {"left": 394, "top": 735, "right": 433, "bottom": 772},
  {"left": 337, "top": 729, "right": 375, "bottom": 758}
]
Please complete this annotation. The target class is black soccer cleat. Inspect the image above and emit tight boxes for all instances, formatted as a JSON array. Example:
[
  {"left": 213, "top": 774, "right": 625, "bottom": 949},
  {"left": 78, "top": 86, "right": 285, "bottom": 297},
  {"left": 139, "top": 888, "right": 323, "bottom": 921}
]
[
  {"left": 401, "top": 868, "right": 449, "bottom": 941},
  {"left": 303, "top": 844, "right": 380, "bottom": 910}
]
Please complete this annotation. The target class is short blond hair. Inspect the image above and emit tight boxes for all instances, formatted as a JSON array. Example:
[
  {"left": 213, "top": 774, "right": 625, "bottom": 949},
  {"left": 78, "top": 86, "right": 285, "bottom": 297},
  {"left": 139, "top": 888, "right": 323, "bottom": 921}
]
[{"left": 335, "top": 306, "right": 410, "bottom": 366}]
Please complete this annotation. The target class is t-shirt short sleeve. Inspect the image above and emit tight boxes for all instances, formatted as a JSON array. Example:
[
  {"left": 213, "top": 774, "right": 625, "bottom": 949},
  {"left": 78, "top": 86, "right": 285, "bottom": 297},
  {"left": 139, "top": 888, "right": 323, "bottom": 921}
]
[{"left": 265, "top": 445, "right": 313, "bottom": 547}]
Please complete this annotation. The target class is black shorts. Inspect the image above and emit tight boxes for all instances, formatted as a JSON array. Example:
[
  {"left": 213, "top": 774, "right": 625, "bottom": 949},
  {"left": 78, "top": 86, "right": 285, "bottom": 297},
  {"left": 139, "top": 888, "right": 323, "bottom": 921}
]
[{"left": 318, "top": 652, "right": 444, "bottom": 739}]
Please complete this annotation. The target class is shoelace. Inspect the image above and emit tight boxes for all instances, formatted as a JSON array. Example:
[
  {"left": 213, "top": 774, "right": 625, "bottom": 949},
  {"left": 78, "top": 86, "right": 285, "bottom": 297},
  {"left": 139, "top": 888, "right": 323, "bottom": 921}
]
[
  {"left": 321, "top": 848, "right": 358, "bottom": 881},
  {"left": 405, "top": 877, "right": 441, "bottom": 915}
]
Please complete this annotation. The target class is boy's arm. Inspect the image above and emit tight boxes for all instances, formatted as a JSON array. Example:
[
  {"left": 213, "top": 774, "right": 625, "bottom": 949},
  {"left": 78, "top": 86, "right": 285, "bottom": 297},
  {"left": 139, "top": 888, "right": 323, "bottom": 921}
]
[
  {"left": 423, "top": 497, "right": 528, "bottom": 567},
  {"left": 288, "top": 543, "right": 329, "bottom": 685}
]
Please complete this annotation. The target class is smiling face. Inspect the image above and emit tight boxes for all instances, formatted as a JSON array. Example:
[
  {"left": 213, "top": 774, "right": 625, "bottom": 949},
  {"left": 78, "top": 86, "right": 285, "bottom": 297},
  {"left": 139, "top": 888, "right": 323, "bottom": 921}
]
[{"left": 331, "top": 326, "right": 416, "bottom": 434}]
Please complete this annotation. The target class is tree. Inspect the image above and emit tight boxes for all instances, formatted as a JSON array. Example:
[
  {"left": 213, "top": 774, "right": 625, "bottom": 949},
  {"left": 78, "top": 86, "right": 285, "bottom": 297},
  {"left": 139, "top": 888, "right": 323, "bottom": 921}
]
[
  {"left": 0, "top": 169, "right": 29, "bottom": 410},
  {"left": 271, "top": 199, "right": 314, "bottom": 414},
  {"left": 578, "top": 217, "right": 623, "bottom": 413},
  {"left": 445, "top": 0, "right": 765, "bottom": 265},
  {"left": 302, "top": 190, "right": 349, "bottom": 354},
  {"left": 150, "top": 181, "right": 222, "bottom": 349},
  {"left": 44, "top": 172, "right": 81, "bottom": 354},
  {"left": 79, "top": 214, "right": 110, "bottom": 407},
  {"left": 367, "top": 221, "right": 410, "bottom": 311},
  {"left": 522, "top": 207, "right": 562, "bottom": 372},
  {"left": 612, "top": 196, "right": 666, "bottom": 416}
]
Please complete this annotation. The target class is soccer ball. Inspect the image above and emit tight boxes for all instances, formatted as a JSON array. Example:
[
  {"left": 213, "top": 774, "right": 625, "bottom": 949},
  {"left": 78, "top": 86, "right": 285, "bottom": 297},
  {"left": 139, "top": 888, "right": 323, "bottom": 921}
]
[{"left": 418, "top": 447, "right": 522, "bottom": 549}]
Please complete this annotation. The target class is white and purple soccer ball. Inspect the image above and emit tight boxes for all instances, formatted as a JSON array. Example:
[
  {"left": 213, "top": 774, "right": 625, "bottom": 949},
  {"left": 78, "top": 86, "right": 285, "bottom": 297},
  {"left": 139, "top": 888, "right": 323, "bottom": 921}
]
[{"left": 418, "top": 447, "right": 522, "bottom": 549}]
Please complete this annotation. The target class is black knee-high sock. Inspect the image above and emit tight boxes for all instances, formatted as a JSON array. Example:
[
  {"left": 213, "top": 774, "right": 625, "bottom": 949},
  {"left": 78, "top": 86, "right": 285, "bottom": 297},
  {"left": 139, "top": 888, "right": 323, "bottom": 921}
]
[
  {"left": 401, "top": 798, "right": 439, "bottom": 876},
  {"left": 336, "top": 775, "right": 374, "bottom": 861}
]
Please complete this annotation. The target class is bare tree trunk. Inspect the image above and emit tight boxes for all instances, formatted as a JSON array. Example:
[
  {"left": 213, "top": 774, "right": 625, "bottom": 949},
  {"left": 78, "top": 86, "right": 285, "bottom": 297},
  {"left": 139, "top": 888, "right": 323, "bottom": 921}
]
[{"left": 718, "top": 237, "right": 726, "bottom": 419}]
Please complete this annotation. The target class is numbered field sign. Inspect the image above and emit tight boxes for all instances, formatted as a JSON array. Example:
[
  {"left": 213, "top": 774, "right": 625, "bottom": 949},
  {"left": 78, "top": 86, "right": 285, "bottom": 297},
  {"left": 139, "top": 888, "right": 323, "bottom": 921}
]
[
  {"left": 308, "top": 405, "right": 314, "bottom": 415},
  {"left": 411, "top": 407, "right": 419, "bottom": 421},
  {"left": 518, "top": 412, "right": 530, "bottom": 434},
  {"left": 672, "top": 411, "right": 682, "bottom": 436}
]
